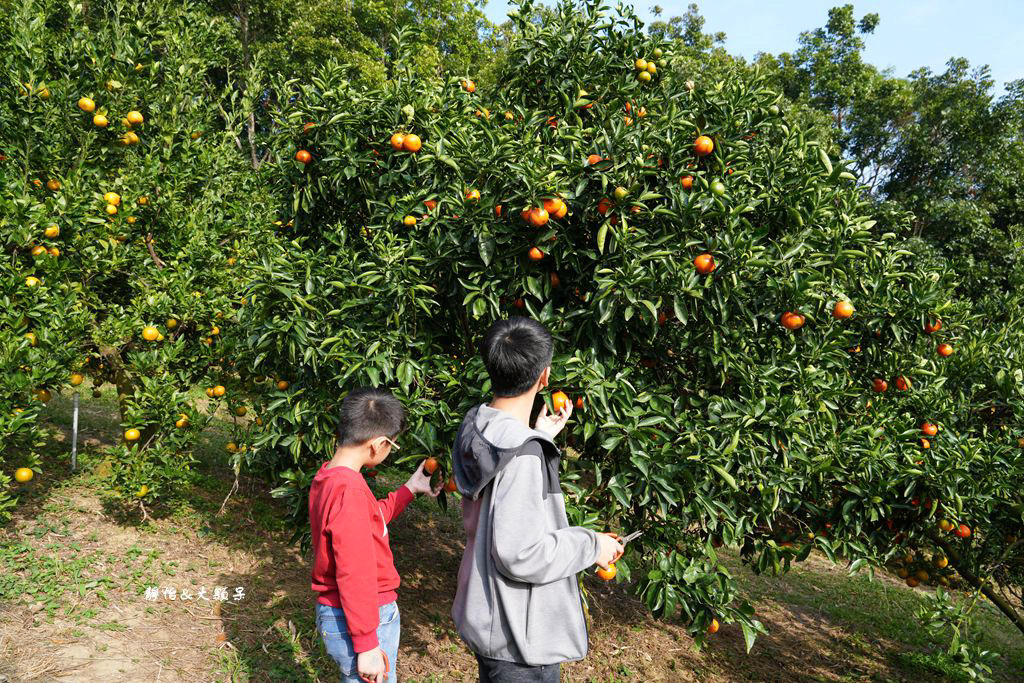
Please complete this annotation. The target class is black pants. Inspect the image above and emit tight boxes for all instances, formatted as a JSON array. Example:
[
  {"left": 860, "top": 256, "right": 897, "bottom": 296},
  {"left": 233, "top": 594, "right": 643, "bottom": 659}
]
[{"left": 476, "top": 654, "right": 560, "bottom": 682}]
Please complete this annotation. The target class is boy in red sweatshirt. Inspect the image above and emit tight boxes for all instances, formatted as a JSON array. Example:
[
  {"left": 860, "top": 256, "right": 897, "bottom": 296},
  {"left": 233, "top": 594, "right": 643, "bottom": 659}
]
[{"left": 310, "top": 387, "right": 440, "bottom": 682}]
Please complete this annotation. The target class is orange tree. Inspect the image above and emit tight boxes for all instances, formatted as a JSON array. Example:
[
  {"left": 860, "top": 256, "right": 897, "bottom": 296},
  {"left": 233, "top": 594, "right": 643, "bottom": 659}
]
[
  {"left": 0, "top": 0, "right": 276, "bottom": 515},
  {"left": 245, "top": 0, "right": 1022, "bottom": 645}
]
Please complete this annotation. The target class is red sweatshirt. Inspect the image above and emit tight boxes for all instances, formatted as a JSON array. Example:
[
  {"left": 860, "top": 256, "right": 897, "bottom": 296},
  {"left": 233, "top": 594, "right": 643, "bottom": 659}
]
[{"left": 309, "top": 462, "right": 414, "bottom": 652}]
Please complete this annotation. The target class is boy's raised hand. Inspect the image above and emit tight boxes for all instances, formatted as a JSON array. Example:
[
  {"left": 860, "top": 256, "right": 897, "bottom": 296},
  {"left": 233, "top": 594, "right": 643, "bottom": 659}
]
[
  {"left": 534, "top": 400, "right": 573, "bottom": 439},
  {"left": 404, "top": 460, "right": 443, "bottom": 497}
]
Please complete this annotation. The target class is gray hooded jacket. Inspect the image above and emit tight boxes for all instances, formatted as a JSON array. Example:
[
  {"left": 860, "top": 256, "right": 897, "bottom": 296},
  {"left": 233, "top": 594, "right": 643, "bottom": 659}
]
[{"left": 450, "top": 404, "right": 601, "bottom": 666}]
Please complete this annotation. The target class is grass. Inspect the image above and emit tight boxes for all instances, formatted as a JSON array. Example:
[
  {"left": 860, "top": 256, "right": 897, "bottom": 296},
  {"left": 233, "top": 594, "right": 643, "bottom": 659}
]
[{"left": 1, "top": 382, "right": 1022, "bottom": 682}]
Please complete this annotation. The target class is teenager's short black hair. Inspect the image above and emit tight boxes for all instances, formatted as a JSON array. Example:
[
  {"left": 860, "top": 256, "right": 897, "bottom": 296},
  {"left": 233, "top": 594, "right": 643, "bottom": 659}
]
[
  {"left": 335, "top": 388, "right": 407, "bottom": 446},
  {"left": 480, "top": 317, "right": 553, "bottom": 397}
]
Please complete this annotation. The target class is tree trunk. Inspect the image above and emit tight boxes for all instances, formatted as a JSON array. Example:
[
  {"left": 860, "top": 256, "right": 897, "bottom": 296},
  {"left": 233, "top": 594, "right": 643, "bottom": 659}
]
[{"left": 930, "top": 531, "right": 1024, "bottom": 637}]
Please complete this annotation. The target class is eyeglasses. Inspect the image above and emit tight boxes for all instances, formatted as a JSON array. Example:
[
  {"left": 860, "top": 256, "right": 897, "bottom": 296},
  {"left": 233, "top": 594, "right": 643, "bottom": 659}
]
[{"left": 382, "top": 436, "right": 401, "bottom": 451}]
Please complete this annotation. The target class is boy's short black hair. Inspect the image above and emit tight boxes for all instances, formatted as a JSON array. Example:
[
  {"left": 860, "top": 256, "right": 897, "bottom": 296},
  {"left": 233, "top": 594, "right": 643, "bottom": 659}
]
[
  {"left": 480, "top": 317, "right": 553, "bottom": 397},
  {"left": 335, "top": 388, "right": 407, "bottom": 446}
]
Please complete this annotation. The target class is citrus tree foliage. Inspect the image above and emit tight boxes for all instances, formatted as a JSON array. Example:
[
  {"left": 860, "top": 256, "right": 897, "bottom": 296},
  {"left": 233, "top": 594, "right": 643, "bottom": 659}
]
[
  {"left": 234, "top": 0, "right": 1024, "bottom": 643},
  {"left": 0, "top": 0, "right": 276, "bottom": 513}
]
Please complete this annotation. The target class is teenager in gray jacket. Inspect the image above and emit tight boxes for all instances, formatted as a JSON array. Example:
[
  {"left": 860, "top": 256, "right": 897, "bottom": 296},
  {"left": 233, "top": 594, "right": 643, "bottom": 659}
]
[{"left": 451, "top": 317, "right": 623, "bottom": 682}]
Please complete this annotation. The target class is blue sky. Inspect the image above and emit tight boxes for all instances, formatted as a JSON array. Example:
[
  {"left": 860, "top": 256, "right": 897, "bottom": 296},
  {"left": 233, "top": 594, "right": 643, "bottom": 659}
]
[{"left": 482, "top": 1, "right": 1023, "bottom": 97}]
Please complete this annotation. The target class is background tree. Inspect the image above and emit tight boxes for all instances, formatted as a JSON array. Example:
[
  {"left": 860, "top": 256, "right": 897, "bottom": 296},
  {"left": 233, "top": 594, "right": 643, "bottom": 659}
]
[{"left": 0, "top": 0, "right": 277, "bottom": 515}]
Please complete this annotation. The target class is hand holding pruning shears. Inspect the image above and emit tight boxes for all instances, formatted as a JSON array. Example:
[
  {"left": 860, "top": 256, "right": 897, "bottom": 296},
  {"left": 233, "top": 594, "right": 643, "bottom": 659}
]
[{"left": 596, "top": 530, "right": 642, "bottom": 581}]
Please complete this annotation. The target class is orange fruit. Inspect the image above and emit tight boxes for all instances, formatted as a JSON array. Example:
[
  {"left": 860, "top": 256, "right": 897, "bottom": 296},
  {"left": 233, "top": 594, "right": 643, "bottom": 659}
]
[
  {"left": 226, "top": 442, "right": 238, "bottom": 453},
  {"left": 587, "top": 154, "right": 602, "bottom": 166},
  {"left": 46, "top": 179, "right": 61, "bottom": 191},
  {"left": 780, "top": 311, "right": 805, "bottom": 330},
  {"left": 597, "top": 198, "right": 613, "bottom": 215},
  {"left": 526, "top": 207, "right": 549, "bottom": 227},
  {"left": 124, "top": 428, "right": 141, "bottom": 442},
  {"left": 934, "top": 555, "right": 948, "bottom": 569},
  {"left": 596, "top": 564, "right": 617, "bottom": 580},
  {"left": 276, "top": 380, "right": 289, "bottom": 390},
  {"left": 832, "top": 301, "right": 854, "bottom": 319},
  {"left": 390, "top": 132, "right": 405, "bottom": 150},
  {"left": 542, "top": 198, "right": 564, "bottom": 216},
  {"left": 906, "top": 577, "right": 920, "bottom": 588},
  {"left": 634, "top": 58, "right": 647, "bottom": 70},
  {"left": 44, "top": 224, "right": 59, "bottom": 238},
  {"left": 694, "top": 253, "right": 716, "bottom": 275},
  {"left": 551, "top": 391, "right": 570, "bottom": 413},
  {"left": 234, "top": 406, "right": 247, "bottom": 416},
  {"left": 938, "top": 519, "right": 954, "bottom": 532},
  {"left": 70, "top": 373, "right": 84, "bottom": 386},
  {"left": 444, "top": 477, "right": 457, "bottom": 493},
  {"left": 461, "top": 79, "right": 476, "bottom": 93},
  {"left": 14, "top": 467, "right": 34, "bottom": 483},
  {"left": 937, "top": 343, "right": 953, "bottom": 357},
  {"left": 895, "top": 375, "right": 911, "bottom": 391},
  {"left": 303, "top": 121, "right": 316, "bottom": 132},
  {"left": 955, "top": 524, "right": 971, "bottom": 538},
  {"left": 295, "top": 149, "right": 312, "bottom": 164},
  {"left": 920, "top": 438, "right": 931, "bottom": 449},
  {"left": 35, "top": 388, "right": 51, "bottom": 403},
  {"left": 122, "top": 131, "right": 139, "bottom": 145},
  {"left": 528, "top": 247, "right": 544, "bottom": 261},
  {"left": 707, "top": 618, "right": 720, "bottom": 634},
  {"left": 205, "top": 388, "right": 216, "bottom": 398},
  {"left": 213, "top": 385, "right": 226, "bottom": 397},
  {"left": 921, "top": 422, "right": 937, "bottom": 436},
  {"left": 549, "top": 272, "right": 561, "bottom": 288},
  {"left": 142, "top": 326, "right": 159, "bottom": 341},
  {"left": 513, "top": 297, "right": 525, "bottom": 309},
  {"left": 93, "top": 114, "right": 109, "bottom": 127},
  {"left": 924, "top": 318, "right": 942, "bottom": 334},
  {"left": 127, "top": 110, "right": 144, "bottom": 125},
  {"left": 680, "top": 175, "right": 693, "bottom": 189},
  {"left": 175, "top": 414, "right": 189, "bottom": 428},
  {"left": 25, "top": 276, "right": 40, "bottom": 287},
  {"left": 575, "top": 397, "right": 585, "bottom": 410},
  {"left": 31, "top": 245, "right": 47, "bottom": 257},
  {"left": 424, "top": 199, "right": 437, "bottom": 211},
  {"left": 403, "top": 134, "right": 422, "bottom": 152},
  {"left": 402, "top": 215, "right": 417, "bottom": 226},
  {"left": 423, "top": 457, "right": 439, "bottom": 475},
  {"left": 78, "top": 96, "right": 96, "bottom": 112},
  {"left": 465, "top": 189, "right": 480, "bottom": 201},
  {"left": 695, "top": 135, "right": 714, "bottom": 156},
  {"left": 104, "top": 192, "right": 121, "bottom": 206},
  {"left": 872, "top": 378, "right": 888, "bottom": 393}
]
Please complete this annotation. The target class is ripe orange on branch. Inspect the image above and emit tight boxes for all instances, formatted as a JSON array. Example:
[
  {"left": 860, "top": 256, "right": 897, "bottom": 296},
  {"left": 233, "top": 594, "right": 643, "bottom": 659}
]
[
  {"left": 694, "top": 253, "right": 716, "bottom": 275},
  {"left": 695, "top": 135, "right": 714, "bottom": 156},
  {"left": 780, "top": 311, "right": 805, "bottom": 330},
  {"left": 295, "top": 149, "right": 312, "bottom": 164},
  {"left": 832, "top": 301, "right": 854, "bottom": 319},
  {"left": 551, "top": 391, "right": 570, "bottom": 413}
]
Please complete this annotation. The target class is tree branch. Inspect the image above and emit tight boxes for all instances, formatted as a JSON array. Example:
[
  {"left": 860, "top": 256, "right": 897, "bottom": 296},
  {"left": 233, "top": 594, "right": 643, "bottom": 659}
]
[{"left": 145, "top": 233, "right": 165, "bottom": 268}]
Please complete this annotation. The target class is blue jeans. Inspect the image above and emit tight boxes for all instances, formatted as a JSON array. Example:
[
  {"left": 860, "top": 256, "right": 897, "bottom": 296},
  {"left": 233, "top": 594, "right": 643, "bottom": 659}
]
[{"left": 316, "top": 601, "right": 400, "bottom": 682}]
